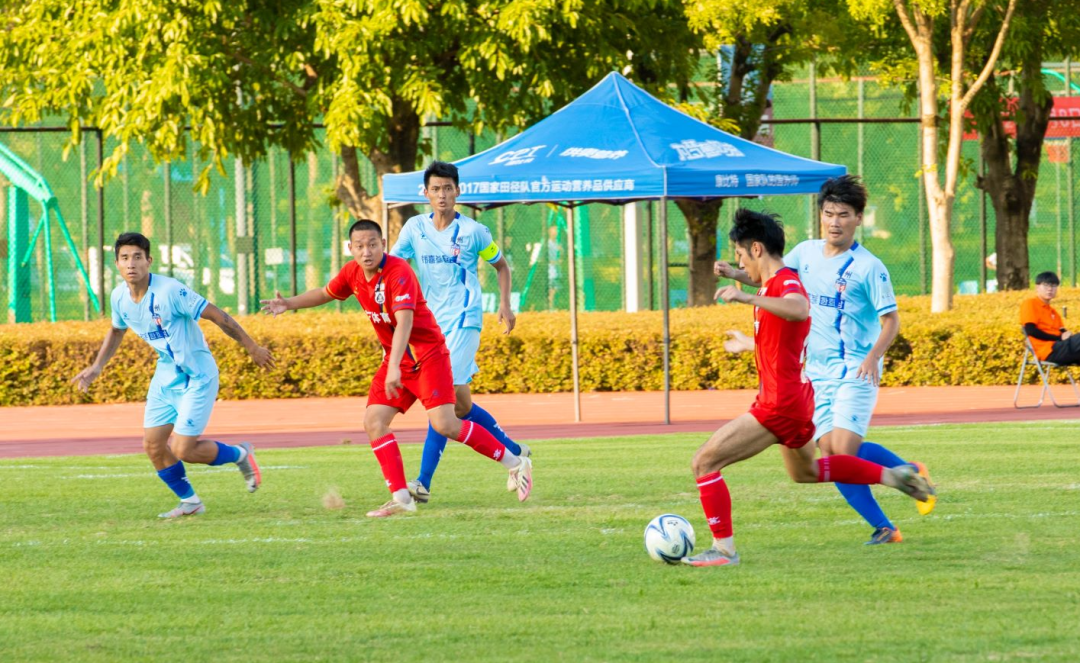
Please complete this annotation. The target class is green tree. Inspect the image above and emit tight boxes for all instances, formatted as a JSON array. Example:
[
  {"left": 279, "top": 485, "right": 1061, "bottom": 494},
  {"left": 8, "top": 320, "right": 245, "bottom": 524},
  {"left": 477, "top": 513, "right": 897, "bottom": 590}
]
[
  {"left": 969, "top": 0, "right": 1080, "bottom": 290},
  {"left": 849, "top": 0, "right": 1018, "bottom": 312},
  {"left": 0, "top": 0, "right": 697, "bottom": 239},
  {"left": 680, "top": 0, "right": 853, "bottom": 306}
]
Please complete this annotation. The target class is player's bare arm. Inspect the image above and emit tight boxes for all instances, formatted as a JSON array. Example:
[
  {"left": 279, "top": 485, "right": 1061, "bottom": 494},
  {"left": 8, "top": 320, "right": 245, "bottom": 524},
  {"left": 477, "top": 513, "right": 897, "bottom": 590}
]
[
  {"left": 723, "top": 330, "right": 754, "bottom": 354},
  {"left": 384, "top": 308, "right": 415, "bottom": 399},
  {"left": 260, "top": 288, "right": 333, "bottom": 315},
  {"left": 493, "top": 256, "right": 516, "bottom": 334},
  {"left": 200, "top": 303, "right": 275, "bottom": 369},
  {"left": 72, "top": 326, "right": 128, "bottom": 392},
  {"left": 856, "top": 310, "right": 900, "bottom": 386},
  {"left": 715, "top": 285, "right": 809, "bottom": 322},
  {"left": 714, "top": 260, "right": 760, "bottom": 287}
]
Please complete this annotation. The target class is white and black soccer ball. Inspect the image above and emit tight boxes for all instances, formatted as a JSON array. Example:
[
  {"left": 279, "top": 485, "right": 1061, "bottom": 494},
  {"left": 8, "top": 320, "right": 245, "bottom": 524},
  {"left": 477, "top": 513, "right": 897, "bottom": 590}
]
[{"left": 644, "top": 513, "right": 696, "bottom": 564}]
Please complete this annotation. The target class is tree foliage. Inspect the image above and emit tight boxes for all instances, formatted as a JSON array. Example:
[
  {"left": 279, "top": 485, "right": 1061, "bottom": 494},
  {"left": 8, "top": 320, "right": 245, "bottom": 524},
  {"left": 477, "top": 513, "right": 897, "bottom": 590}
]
[{"left": 0, "top": 0, "right": 698, "bottom": 234}]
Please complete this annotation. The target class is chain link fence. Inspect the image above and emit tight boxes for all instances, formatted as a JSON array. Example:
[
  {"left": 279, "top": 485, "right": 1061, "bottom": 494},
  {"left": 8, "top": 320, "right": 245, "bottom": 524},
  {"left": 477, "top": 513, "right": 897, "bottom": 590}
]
[{"left": 2, "top": 77, "right": 1077, "bottom": 323}]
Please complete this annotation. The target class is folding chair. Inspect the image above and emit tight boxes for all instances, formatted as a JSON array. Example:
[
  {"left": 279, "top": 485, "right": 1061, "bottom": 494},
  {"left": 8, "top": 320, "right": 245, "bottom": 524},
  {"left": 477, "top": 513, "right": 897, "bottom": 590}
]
[{"left": 1014, "top": 328, "right": 1080, "bottom": 409}]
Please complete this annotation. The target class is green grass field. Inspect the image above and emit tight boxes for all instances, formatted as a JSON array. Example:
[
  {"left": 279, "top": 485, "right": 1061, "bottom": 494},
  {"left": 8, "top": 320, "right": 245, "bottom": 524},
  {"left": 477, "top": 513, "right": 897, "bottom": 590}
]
[{"left": 2, "top": 421, "right": 1079, "bottom": 662}]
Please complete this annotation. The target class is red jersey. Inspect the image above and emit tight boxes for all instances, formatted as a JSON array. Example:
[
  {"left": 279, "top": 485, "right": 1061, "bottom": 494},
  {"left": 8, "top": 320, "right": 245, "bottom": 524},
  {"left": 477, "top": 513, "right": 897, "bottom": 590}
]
[
  {"left": 325, "top": 255, "right": 448, "bottom": 366},
  {"left": 752, "top": 267, "right": 813, "bottom": 415}
]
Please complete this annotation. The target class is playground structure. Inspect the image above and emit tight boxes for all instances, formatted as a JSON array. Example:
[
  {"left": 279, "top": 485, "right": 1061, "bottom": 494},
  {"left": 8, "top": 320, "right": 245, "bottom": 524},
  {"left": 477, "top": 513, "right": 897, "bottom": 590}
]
[{"left": 2, "top": 141, "right": 99, "bottom": 323}]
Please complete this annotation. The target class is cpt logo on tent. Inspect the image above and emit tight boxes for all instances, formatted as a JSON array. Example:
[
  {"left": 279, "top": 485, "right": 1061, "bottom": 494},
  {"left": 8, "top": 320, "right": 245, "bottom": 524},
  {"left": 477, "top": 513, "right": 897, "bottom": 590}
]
[{"left": 490, "top": 145, "right": 547, "bottom": 166}]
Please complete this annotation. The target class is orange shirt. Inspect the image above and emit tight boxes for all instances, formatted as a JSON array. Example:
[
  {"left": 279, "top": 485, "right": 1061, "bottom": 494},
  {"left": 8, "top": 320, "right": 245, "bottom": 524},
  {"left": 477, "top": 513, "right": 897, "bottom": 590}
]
[{"left": 1020, "top": 297, "right": 1063, "bottom": 360}]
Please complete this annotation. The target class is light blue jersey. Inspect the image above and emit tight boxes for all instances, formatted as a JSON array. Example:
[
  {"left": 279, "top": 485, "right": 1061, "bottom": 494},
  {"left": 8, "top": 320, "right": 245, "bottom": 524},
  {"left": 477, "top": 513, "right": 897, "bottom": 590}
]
[
  {"left": 390, "top": 212, "right": 502, "bottom": 333},
  {"left": 784, "top": 240, "right": 897, "bottom": 380},
  {"left": 110, "top": 274, "right": 218, "bottom": 382}
]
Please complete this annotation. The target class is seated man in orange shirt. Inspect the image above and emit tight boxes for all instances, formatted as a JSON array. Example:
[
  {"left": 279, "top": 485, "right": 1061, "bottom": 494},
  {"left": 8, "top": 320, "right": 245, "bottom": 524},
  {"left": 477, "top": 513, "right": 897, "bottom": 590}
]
[{"left": 1021, "top": 271, "right": 1080, "bottom": 366}]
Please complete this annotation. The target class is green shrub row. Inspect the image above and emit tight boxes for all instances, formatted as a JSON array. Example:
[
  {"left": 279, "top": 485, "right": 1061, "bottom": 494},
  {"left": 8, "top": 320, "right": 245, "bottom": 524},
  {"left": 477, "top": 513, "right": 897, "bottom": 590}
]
[{"left": 1, "top": 289, "right": 1072, "bottom": 406}]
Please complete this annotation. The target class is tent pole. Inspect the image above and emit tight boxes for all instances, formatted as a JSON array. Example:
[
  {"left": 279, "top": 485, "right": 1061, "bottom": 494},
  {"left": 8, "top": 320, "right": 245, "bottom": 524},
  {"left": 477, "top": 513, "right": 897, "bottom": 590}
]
[
  {"left": 567, "top": 205, "right": 581, "bottom": 423},
  {"left": 660, "top": 195, "right": 670, "bottom": 425}
]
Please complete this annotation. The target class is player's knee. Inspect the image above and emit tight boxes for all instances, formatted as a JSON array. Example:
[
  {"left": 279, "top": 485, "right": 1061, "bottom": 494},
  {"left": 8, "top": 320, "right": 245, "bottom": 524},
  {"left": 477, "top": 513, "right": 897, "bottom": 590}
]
[
  {"left": 453, "top": 402, "right": 470, "bottom": 419},
  {"left": 172, "top": 442, "right": 199, "bottom": 462},
  {"left": 431, "top": 417, "right": 460, "bottom": 440},
  {"left": 691, "top": 451, "right": 723, "bottom": 478}
]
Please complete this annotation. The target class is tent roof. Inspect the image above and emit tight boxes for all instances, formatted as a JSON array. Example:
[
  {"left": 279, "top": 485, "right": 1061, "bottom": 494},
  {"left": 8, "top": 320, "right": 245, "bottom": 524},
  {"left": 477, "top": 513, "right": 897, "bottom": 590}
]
[{"left": 382, "top": 72, "right": 845, "bottom": 206}]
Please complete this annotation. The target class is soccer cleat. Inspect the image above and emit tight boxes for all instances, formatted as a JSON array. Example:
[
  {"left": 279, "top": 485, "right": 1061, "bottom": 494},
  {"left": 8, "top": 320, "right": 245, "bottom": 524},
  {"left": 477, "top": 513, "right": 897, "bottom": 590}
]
[
  {"left": 407, "top": 480, "right": 430, "bottom": 504},
  {"left": 158, "top": 501, "right": 205, "bottom": 519},
  {"left": 509, "top": 456, "right": 533, "bottom": 502},
  {"left": 912, "top": 462, "right": 937, "bottom": 516},
  {"left": 236, "top": 442, "right": 262, "bottom": 493},
  {"left": 890, "top": 464, "right": 934, "bottom": 503},
  {"left": 865, "top": 526, "right": 903, "bottom": 545},
  {"left": 507, "top": 443, "right": 533, "bottom": 492},
  {"left": 365, "top": 498, "right": 417, "bottom": 518},
  {"left": 682, "top": 546, "right": 741, "bottom": 567}
]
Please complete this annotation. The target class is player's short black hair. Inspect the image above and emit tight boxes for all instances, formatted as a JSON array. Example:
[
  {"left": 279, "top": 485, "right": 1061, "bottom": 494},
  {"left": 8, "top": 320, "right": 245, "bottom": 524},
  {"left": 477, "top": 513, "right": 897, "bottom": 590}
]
[
  {"left": 818, "top": 174, "right": 868, "bottom": 215},
  {"left": 729, "top": 209, "right": 785, "bottom": 257},
  {"left": 1035, "top": 271, "right": 1061, "bottom": 286},
  {"left": 114, "top": 232, "right": 150, "bottom": 259},
  {"left": 424, "top": 161, "right": 459, "bottom": 187},
  {"left": 348, "top": 219, "right": 382, "bottom": 238}
]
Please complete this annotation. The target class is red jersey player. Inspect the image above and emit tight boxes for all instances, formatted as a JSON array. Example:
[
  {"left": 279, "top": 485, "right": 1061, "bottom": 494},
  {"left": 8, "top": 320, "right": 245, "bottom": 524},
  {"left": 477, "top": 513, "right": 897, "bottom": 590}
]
[
  {"left": 682, "top": 210, "right": 933, "bottom": 567},
  {"left": 261, "top": 220, "right": 533, "bottom": 517}
]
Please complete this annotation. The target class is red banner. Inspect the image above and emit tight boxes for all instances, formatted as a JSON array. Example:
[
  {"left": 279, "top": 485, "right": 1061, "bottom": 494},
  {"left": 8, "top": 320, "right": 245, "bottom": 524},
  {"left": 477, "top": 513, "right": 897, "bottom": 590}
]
[{"left": 964, "top": 96, "right": 1080, "bottom": 140}]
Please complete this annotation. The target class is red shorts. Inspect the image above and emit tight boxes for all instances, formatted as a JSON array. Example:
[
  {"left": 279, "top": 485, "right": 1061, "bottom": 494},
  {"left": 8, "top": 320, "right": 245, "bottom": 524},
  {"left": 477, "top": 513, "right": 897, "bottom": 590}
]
[
  {"left": 749, "top": 406, "right": 815, "bottom": 449},
  {"left": 367, "top": 352, "right": 456, "bottom": 413}
]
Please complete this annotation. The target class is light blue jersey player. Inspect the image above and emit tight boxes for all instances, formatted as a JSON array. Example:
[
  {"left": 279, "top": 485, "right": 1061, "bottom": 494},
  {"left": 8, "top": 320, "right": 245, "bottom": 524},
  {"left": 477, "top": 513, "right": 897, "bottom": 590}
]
[
  {"left": 73, "top": 232, "right": 274, "bottom": 518},
  {"left": 390, "top": 161, "right": 529, "bottom": 503},
  {"left": 717, "top": 176, "right": 936, "bottom": 545}
]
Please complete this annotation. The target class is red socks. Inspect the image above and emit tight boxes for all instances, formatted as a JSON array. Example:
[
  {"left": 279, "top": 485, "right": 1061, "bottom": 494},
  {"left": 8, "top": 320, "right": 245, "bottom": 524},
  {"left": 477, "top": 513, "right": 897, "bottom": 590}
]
[
  {"left": 696, "top": 472, "right": 733, "bottom": 538},
  {"left": 370, "top": 433, "right": 407, "bottom": 492},
  {"left": 457, "top": 420, "right": 509, "bottom": 461},
  {"left": 817, "top": 455, "right": 883, "bottom": 484}
]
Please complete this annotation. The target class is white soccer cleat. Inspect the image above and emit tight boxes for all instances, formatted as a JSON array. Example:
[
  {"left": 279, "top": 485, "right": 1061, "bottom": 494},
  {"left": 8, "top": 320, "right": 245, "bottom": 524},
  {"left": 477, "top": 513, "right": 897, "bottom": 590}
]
[
  {"left": 509, "top": 456, "right": 533, "bottom": 502},
  {"left": 236, "top": 442, "right": 262, "bottom": 493},
  {"left": 158, "top": 501, "right": 205, "bottom": 519},
  {"left": 366, "top": 498, "right": 418, "bottom": 518},
  {"left": 407, "top": 480, "right": 430, "bottom": 504},
  {"left": 507, "top": 443, "right": 532, "bottom": 492}
]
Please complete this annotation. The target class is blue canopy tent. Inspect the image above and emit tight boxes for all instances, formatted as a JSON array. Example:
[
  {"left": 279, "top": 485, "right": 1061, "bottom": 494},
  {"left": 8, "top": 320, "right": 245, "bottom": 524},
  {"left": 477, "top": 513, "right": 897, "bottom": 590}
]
[{"left": 383, "top": 72, "right": 846, "bottom": 423}]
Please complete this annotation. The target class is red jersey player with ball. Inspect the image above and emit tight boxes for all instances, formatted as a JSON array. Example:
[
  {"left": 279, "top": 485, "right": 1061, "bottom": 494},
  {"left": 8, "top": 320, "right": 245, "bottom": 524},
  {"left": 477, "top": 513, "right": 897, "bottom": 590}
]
[
  {"left": 683, "top": 210, "right": 933, "bottom": 567},
  {"left": 261, "top": 220, "right": 533, "bottom": 517}
]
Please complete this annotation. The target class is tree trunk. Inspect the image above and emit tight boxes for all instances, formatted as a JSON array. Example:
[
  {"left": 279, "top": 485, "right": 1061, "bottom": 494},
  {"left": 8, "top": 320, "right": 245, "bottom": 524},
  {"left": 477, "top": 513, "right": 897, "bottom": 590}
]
[
  {"left": 675, "top": 198, "right": 723, "bottom": 306},
  {"left": 336, "top": 97, "right": 420, "bottom": 242},
  {"left": 976, "top": 67, "right": 1052, "bottom": 291}
]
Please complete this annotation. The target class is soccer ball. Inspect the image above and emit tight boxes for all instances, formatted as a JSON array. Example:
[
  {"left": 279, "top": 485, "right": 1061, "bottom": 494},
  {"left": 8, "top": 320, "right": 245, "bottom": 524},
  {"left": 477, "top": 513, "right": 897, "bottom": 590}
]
[{"left": 644, "top": 514, "right": 695, "bottom": 564}]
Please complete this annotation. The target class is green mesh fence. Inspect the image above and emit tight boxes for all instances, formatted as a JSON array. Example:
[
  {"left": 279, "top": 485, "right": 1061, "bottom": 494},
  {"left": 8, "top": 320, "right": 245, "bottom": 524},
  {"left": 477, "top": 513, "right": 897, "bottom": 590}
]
[{"left": 2, "top": 78, "right": 1078, "bottom": 323}]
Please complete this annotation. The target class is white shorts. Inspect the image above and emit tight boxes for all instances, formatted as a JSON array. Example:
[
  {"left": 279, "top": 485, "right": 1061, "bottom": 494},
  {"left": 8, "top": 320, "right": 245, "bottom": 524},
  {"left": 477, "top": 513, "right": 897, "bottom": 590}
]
[
  {"left": 144, "top": 371, "right": 219, "bottom": 436},
  {"left": 811, "top": 375, "right": 878, "bottom": 440},
  {"left": 444, "top": 326, "right": 481, "bottom": 385}
]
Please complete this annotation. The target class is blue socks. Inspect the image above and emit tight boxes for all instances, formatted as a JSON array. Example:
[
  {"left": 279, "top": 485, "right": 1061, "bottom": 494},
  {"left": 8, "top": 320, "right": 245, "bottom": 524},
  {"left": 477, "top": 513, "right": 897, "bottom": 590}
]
[
  {"left": 157, "top": 461, "right": 196, "bottom": 500},
  {"left": 835, "top": 441, "right": 909, "bottom": 530},
  {"left": 855, "top": 442, "right": 907, "bottom": 469},
  {"left": 416, "top": 425, "right": 449, "bottom": 490},
  {"left": 415, "top": 403, "right": 520, "bottom": 489},
  {"left": 208, "top": 441, "right": 242, "bottom": 466},
  {"left": 463, "top": 404, "right": 522, "bottom": 456}
]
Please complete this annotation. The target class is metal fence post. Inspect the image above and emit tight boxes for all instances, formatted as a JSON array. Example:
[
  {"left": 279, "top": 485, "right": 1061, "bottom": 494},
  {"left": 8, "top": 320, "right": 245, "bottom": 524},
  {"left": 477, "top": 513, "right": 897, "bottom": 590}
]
[
  {"left": 289, "top": 154, "right": 298, "bottom": 297},
  {"left": 96, "top": 129, "right": 105, "bottom": 317},
  {"left": 80, "top": 137, "right": 89, "bottom": 320},
  {"left": 808, "top": 59, "right": 820, "bottom": 240},
  {"left": 980, "top": 155, "right": 987, "bottom": 293},
  {"left": 164, "top": 161, "right": 173, "bottom": 277}
]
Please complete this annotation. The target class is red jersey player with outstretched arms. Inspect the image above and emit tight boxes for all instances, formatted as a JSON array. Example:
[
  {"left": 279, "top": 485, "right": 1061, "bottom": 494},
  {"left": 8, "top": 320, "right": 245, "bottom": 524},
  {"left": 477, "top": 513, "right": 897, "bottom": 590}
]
[
  {"left": 261, "top": 219, "right": 533, "bottom": 517},
  {"left": 681, "top": 210, "right": 933, "bottom": 567}
]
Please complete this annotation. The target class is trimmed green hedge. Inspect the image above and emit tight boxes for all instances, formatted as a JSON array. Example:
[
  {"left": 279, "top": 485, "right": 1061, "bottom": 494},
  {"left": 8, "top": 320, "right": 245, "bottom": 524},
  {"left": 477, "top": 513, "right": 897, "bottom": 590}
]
[{"left": 1, "top": 289, "right": 1072, "bottom": 406}]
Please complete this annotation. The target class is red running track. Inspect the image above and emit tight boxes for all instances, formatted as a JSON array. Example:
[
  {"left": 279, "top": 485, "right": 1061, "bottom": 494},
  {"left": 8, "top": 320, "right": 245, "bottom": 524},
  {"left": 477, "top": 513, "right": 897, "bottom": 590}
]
[{"left": 1, "top": 386, "right": 1077, "bottom": 459}]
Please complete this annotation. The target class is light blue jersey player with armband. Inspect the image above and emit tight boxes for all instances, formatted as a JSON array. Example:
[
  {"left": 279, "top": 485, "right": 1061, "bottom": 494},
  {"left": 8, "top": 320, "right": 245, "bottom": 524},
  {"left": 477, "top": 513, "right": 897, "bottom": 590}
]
[
  {"left": 717, "top": 176, "right": 937, "bottom": 545},
  {"left": 390, "top": 161, "right": 530, "bottom": 503},
  {"left": 72, "top": 232, "right": 274, "bottom": 519}
]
